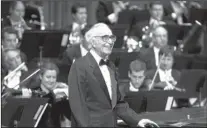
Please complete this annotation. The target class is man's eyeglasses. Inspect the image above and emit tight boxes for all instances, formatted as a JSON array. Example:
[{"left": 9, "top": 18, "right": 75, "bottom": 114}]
[{"left": 94, "top": 35, "right": 116, "bottom": 42}]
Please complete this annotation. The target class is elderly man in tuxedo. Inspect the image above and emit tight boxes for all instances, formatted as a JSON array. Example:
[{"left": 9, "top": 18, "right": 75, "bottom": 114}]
[{"left": 68, "top": 23, "right": 159, "bottom": 127}]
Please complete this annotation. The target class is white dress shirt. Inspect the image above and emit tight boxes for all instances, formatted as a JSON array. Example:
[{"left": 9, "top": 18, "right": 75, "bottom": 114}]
[
  {"left": 158, "top": 69, "right": 174, "bottom": 87},
  {"left": 80, "top": 44, "right": 88, "bottom": 57},
  {"left": 149, "top": 18, "right": 166, "bottom": 26},
  {"left": 153, "top": 47, "right": 160, "bottom": 67},
  {"left": 90, "top": 50, "right": 112, "bottom": 99},
  {"left": 6, "top": 70, "right": 21, "bottom": 89},
  {"left": 129, "top": 82, "right": 139, "bottom": 92}
]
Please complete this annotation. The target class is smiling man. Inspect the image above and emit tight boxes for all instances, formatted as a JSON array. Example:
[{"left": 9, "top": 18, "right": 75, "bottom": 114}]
[{"left": 68, "top": 23, "right": 159, "bottom": 127}]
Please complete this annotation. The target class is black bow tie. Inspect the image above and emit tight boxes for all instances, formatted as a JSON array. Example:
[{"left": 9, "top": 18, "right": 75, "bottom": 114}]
[{"left": 99, "top": 59, "right": 110, "bottom": 66}]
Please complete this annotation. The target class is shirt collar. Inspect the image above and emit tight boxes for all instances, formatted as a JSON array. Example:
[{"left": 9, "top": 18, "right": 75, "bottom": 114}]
[
  {"left": 72, "top": 22, "right": 86, "bottom": 30},
  {"left": 159, "top": 68, "right": 172, "bottom": 74},
  {"left": 129, "top": 82, "right": 139, "bottom": 92},
  {"left": 153, "top": 46, "right": 160, "bottom": 52},
  {"left": 90, "top": 49, "right": 102, "bottom": 65},
  {"left": 80, "top": 44, "right": 88, "bottom": 56}
]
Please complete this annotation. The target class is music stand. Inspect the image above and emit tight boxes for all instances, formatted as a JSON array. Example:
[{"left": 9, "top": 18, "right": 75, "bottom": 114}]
[
  {"left": 189, "top": 8, "right": 207, "bottom": 25},
  {"left": 20, "top": 30, "right": 69, "bottom": 63},
  {"left": 2, "top": 97, "right": 49, "bottom": 127}
]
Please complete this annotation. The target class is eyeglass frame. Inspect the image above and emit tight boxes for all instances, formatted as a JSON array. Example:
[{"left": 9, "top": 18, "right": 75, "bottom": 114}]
[{"left": 93, "top": 35, "right": 117, "bottom": 43}]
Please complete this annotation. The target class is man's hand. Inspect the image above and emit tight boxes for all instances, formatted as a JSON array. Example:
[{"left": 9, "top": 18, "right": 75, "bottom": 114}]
[{"left": 138, "top": 119, "right": 159, "bottom": 128}]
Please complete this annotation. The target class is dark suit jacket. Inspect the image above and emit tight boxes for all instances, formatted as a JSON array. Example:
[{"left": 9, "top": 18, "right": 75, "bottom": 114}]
[
  {"left": 96, "top": 1, "right": 114, "bottom": 25},
  {"left": 138, "top": 47, "right": 157, "bottom": 70},
  {"left": 61, "top": 44, "right": 82, "bottom": 65},
  {"left": 145, "top": 69, "right": 181, "bottom": 89},
  {"left": 68, "top": 52, "right": 140, "bottom": 127}
]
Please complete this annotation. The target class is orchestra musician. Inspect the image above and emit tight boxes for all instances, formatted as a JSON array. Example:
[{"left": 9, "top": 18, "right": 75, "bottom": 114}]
[
  {"left": 31, "top": 61, "right": 71, "bottom": 127},
  {"left": 1, "top": 1, "right": 31, "bottom": 39},
  {"left": 145, "top": 46, "right": 181, "bottom": 90},
  {"left": 96, "top": 1, "right": 129, "bottom": 25},
  {"left": 119, "top": 60, "right": 150, "bottom": 97},
  {"left": 61, "top": 2, "right": 89, "bottom": 51},
  {"left": 138, "top": 26, "right": 169, "bottom": 70},
  {"left": 128, "top": 1, "right": 175, "bottom": 48},
  {"left": 68, "top": 23, "right": 159, "bottom": 127},
  {"left": 1, "top": 48, "right": 37, "bottom": 98},
  {"left": 61, "top": 34, "right": 92, "bottom": 67},
  {"left": 2, "top": 26, "right": 20, "bottom": 50}
]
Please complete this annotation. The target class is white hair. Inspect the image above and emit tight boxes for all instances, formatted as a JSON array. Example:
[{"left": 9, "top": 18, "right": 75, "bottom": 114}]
[
  {"left": 84, "top": 23, "right": 112, "bottom": 43},
  {"left": 152, "top": 26, "right": 168, "bottom": 37}
]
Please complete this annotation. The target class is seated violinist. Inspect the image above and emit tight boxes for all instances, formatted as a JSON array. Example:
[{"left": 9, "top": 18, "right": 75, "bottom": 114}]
[
  {"left": 145, "top": 46, "right": 181, "bottom": 90},
  {"left": 31, "top": 61, "right": 71, "bottom": 127},
  {"left": 1, "top": 48, "right": 36, "bottom": 98}
]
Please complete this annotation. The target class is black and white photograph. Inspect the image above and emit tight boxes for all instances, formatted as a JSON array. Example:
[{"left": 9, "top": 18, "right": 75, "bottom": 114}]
[{"left": 1, "top": 0, "right": 207, "bottom": 127}]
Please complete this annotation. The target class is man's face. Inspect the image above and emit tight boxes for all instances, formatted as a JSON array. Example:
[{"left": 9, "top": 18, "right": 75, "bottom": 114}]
[
  {"left": 41, "top": 70, "right": 57, "bottom": 91},
  {"left": 150, "top": 4, "right": 164, "bottom": 21},
  {"left": 11, "top": 2, "right": 25, "bottom": 20},
  {"left": 128, "top": 70, "right": 145, "bottom": 89},
  {"left": 74, "top": 7, "right": 87, "bottom": 25},
  {"left": 3, "top": 33, "right": 18, "bottom": 49},
  {"left": 6, "top": 50, "right": 22, "bottom": 70},
  {"left": 92, "top": 28, "right": 116, "bottom": 58},
  {"left": 153, "top": 28, "right": 168, "bottom": 48},
  {"left": 159, "top": 55, "right": 174, "bottom": 70}
]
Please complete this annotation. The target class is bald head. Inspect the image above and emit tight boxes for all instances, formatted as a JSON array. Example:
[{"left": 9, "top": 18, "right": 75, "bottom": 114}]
[{"left": 152, "top": 26, "right": 168, "bottom": 48}]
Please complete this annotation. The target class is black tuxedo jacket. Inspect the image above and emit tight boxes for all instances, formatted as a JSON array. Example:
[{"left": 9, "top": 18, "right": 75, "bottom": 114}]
[{"left": 68, "top": 52, "right": 140, "bottom": 127}]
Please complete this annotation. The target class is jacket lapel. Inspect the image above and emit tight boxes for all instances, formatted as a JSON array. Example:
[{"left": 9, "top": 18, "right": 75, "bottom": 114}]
[
  {"left": 75, "top": 44, "right": 82, "bottom": 58},
  {"left": 108, "top": 65, "right": 117, "bottom": 109},
  {"left": 87, "top": 53, "right": 112, "bottom": 105},
  {"left": 93, "top": 65, "right": 111, "bottom": 103}
]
